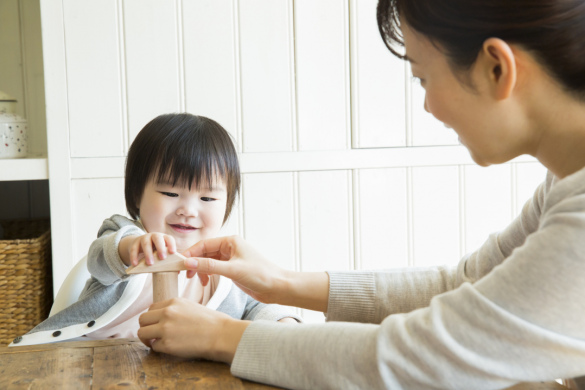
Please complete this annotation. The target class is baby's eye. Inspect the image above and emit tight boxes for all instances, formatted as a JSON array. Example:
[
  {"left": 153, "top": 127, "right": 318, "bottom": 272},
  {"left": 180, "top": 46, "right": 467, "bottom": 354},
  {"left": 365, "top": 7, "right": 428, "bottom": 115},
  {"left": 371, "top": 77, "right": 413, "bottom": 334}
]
[
  {"left": 161, "top": 191, "right": 179, "bottom": 198},
  {"left": 201, "top": 197, "right": 216, "bottom": 202}
]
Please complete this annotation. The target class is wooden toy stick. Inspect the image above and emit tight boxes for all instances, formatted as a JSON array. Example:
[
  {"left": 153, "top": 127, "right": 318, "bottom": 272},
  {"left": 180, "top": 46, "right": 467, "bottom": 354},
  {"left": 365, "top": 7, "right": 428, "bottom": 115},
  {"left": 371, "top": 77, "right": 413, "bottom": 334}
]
[
  {"left": 152, "top": 272, "right": 179, "bottom": 303},
  {"left": 126, "top": 252, "right": 188, "bottom": 303}
]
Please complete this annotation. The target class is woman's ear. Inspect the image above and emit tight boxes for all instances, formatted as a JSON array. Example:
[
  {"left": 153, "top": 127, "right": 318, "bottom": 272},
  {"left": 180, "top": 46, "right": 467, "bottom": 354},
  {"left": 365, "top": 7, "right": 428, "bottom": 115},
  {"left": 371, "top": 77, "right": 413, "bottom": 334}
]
[{"left": 479, "top": 38, "right": 517, "bottom": 100}]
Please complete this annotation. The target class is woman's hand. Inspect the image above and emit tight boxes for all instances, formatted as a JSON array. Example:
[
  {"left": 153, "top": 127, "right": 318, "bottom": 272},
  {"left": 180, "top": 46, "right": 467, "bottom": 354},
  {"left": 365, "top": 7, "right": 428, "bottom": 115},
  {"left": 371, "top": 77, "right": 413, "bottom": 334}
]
[
  {"left": 137, "top": 297, "right": 249, "bottom": 363},
  {"left": 120, "top": 233, "right": 177, "bottom": 267},
  {"left": 182, "top": 236, "right": 289, "bottom": 304},
  {"left": 182, "top": 236, "right": 330, "bottom": 312}
]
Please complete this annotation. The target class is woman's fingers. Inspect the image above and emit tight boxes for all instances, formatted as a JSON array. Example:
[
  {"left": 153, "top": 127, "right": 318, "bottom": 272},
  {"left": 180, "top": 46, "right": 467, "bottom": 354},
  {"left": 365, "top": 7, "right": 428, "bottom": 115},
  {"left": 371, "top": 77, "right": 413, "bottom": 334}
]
[{"left": 182, "top": 236, "right": 234, "bottom": 259}]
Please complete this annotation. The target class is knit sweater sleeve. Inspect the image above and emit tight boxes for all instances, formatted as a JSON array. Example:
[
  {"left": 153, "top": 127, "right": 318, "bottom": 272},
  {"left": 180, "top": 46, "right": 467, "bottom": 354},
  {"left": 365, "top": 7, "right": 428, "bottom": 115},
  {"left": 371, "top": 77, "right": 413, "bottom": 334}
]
[
  {"left": 86, "top": 214, "right": 145, "bottom": 286},
  {"left": 231, "top": 172, "right": 585, "bottom": 388}
]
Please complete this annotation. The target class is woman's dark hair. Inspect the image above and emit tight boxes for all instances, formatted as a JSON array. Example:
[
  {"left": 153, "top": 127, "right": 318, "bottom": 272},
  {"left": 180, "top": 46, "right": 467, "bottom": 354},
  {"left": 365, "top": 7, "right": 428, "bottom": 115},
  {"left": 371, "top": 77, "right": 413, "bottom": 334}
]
[
  {"left": 377, "top": 0, "right": 585, "bottom": 100},
  {"left": 125, "top": 113, "right": 240, "bottom": 224}
]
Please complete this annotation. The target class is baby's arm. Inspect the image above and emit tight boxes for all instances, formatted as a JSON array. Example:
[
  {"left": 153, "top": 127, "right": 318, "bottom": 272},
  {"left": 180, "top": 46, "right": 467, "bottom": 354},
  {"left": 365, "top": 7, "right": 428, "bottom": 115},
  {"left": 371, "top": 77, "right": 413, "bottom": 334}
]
[
  {"left": 87, "top": 215, "right": 145, "bottom": 285},
  {"left": 87, "top": 215, "right": 177, "bottom": 285},
  {"left": 242, "top": 295, "right": 303, "bottom": 323}
]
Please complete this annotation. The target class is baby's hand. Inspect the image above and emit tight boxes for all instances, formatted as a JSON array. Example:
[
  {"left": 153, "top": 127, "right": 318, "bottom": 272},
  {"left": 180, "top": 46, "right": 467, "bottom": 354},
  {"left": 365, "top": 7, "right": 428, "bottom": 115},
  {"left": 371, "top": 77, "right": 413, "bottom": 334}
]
[{"left": 129, "top": 233, "right": 177, "bottom": 267}]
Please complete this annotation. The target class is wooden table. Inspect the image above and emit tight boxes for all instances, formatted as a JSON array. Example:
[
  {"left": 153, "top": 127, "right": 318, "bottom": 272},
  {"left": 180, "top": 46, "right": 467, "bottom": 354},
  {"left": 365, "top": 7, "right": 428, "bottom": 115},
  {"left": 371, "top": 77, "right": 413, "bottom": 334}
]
[
  {"left": 0, "top": 338, "right": 277, "bottom": 389},
  {"left": 0, "top": 338, "right": 570, "bottom": 389}
]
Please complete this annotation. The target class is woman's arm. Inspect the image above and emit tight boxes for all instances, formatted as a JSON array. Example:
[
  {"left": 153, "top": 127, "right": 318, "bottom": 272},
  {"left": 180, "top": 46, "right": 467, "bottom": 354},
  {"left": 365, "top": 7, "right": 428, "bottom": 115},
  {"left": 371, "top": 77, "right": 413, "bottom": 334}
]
[{"left": 181, "top": 236, "right": 331, "bottom": 312}]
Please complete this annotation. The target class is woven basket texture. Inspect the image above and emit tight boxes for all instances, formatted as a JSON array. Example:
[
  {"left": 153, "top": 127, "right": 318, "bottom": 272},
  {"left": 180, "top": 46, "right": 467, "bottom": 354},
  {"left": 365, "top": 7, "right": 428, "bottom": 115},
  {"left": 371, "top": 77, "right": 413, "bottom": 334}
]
[{"left": 0, "top": 219, "right": 53, "bottom": 346}]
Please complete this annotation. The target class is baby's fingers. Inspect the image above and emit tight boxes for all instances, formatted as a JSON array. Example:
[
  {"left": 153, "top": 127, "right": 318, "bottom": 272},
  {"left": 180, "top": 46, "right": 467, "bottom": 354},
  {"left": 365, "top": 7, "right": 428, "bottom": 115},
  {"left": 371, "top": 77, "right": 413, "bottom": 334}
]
[
  {"left": 141, "top": 236, "right": 156, "bottom": 265},
  {"left": 164, "top": 235, "right": 177, "bottom": 255},
  {"left": 151, "top": 234, "right": 168, "bottom": 260},
  {"left": 130, "top": 239, "right": 142, "bottom": 267}
]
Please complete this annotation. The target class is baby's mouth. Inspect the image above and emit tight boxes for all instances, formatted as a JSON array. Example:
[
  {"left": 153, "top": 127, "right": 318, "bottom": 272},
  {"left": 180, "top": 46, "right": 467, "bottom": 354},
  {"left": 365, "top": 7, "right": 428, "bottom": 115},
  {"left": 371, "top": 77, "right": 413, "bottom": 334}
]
[{"left": 170, "top": 224, "right": 198, "bottom": 232}]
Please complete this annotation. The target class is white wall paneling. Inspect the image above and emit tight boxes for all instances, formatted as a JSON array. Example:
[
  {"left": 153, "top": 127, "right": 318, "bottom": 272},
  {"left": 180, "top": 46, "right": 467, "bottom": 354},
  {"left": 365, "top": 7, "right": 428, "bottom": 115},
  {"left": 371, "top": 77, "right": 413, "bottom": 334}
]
[
  {"left": 63, "top": 0, "right": 125, "bottom": 157},
  {"left": 463, "top": 164, "right": 512, "bottom": 254},
  {"left": 239, "top": 0, "right": 295, "bottom": 152},
  {"left": 354, "top": 168, "right": 409, "bottom": 270},
  {"left": 71, "top": 178, "right": 126, "bottom": 262},
  {"left": 294, "top": 0, "right": 350, "bottom": 151},
  {"left": 298, "top": 170, "right": 352, "bottom": 322},
  {"left": 123, "top": 0, "right": 181, "bottom": 145},
  {"left": 411, "top": 166, "right": 460, "bottom": 267},
  {"left": 298, "top": 170, "right": 353, "bottom": 271},
  {"left": 350, "top": 0, "right": 406, "bottom": 148},
  {"left": 183, "top": 0, "right": 241, "bottom": 145},
  {"left": 242, "top": 172, "right": 297, "bottom": 272}
]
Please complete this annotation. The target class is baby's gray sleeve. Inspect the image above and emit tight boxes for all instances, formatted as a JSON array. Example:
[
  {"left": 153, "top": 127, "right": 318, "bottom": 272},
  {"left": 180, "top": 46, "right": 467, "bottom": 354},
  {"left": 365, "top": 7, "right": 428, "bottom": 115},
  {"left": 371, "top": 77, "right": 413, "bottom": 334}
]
[
  {"left": 86, "top": 215, "right": 145, "bottom": 286},
  {"left": 242, "top": 295, "right": 303, "bottom": 323}
]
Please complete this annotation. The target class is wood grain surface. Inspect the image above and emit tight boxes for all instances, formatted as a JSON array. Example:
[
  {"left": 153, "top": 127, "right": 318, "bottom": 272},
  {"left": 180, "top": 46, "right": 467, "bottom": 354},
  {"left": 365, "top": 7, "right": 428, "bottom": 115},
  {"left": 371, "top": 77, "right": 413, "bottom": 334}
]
[{"left": 0, "top": 338, "right": 569, "bottom": 389}]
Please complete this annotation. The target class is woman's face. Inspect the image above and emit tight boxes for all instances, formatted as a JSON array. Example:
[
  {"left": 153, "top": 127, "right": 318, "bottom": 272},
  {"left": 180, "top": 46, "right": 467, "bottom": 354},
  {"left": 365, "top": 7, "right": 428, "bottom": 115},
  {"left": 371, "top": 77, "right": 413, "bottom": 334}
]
[{"left": 402, "top": 22, "right": 528, "bottom": 166}]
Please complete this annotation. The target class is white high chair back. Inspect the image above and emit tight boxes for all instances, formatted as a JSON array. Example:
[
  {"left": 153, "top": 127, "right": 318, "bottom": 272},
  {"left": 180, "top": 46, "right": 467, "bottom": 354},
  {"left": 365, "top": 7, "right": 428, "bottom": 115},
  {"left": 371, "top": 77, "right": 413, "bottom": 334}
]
[{"left": 49, "top": 255, "right": 90, "bottom": 317}]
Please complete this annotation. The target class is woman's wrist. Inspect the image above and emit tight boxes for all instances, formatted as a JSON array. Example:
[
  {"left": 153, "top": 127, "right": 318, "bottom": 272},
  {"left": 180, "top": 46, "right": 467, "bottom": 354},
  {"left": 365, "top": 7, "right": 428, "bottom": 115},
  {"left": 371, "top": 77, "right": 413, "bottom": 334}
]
[
  {"left": 279, "top": 270, "right": 330, "bottom": 313},
  {"left": 213, "top": 318, "right": 251, "bottom": 364}
]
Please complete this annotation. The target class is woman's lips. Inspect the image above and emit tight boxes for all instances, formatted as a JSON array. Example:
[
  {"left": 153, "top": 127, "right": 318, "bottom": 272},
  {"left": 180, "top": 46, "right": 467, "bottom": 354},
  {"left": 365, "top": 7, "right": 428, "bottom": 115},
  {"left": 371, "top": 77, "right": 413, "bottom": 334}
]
[{"left": 170, "top": 224, "right": 198, "bottom": 233}]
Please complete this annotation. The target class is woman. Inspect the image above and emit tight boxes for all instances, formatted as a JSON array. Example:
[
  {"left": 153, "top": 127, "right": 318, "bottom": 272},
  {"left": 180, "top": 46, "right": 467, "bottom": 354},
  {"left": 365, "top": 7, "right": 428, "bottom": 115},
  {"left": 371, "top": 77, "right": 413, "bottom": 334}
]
[{"left": 137, "top": 0, "right": 585, "bottom": 388}]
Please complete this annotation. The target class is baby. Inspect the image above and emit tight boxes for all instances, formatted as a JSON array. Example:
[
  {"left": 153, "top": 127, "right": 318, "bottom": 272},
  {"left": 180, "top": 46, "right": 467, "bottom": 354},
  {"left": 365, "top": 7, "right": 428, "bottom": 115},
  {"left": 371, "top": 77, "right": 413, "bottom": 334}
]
[{"left": 12, "top": 113, "right": 300, "bottom": 346}]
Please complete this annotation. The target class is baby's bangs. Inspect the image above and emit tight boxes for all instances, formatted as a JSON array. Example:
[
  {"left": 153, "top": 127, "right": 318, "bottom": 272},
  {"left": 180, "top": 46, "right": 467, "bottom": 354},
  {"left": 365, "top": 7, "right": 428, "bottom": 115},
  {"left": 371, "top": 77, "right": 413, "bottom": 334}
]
[{"left": 152, "top": 134, "right": 228, "bottom": 190}]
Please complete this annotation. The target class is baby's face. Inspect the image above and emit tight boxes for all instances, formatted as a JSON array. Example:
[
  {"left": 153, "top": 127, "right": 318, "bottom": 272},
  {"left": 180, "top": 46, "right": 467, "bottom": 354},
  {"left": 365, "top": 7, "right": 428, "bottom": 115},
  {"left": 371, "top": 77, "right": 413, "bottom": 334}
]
[{"left": 138, "top": 177, "right": 228, "bottom": 252}]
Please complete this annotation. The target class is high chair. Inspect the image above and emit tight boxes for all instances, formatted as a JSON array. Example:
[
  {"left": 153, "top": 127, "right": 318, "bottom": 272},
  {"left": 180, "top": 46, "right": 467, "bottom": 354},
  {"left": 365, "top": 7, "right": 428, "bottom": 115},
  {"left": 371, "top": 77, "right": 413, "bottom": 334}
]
[{"left": 49, "top": 256, "right": 90, "bottom": 317}]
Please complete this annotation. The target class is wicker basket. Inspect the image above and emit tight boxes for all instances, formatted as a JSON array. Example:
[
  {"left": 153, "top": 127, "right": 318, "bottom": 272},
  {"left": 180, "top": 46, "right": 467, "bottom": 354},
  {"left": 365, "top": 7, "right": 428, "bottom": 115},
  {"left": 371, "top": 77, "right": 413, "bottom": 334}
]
[{"left": 0, "top": 219, "right": 53, "bottom": 346}]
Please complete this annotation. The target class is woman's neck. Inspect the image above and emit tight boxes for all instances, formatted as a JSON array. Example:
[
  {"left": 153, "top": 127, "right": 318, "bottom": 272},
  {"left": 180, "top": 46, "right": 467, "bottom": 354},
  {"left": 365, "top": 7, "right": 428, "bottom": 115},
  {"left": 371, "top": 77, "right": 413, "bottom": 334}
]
[{"left": 524, "top": 72, "right": 585, "bottom": 179}]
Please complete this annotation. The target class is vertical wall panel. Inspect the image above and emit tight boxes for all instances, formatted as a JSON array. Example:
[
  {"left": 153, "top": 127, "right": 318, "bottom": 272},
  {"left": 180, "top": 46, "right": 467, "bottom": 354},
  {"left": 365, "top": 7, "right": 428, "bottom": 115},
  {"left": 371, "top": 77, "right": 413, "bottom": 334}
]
[
  {"left": 242, "top": 173, "right": 296, "bottom": 271},
  {"left": 71, "top": 178, "right": 126, "bottom": 263},
  {"left": 295, "top": 0, "right": 349, "bottom": 151},
  {"left": 239, "top": 0, "right": 294, "bottom": 152},
  {"left": 63, "top": 0, "right": 124, "bottom": 157},
  {"left": 350, "top": 0, "right": 406, "bottom": 148},
  {"left": 298, "top": 170, "right": 352, "bottom": 271},
  {"left": 124, "top": 0, "right": 180, "bottom": 144},
  {"left": 464, "top": 164, "right": 512, "bottom": 254},
  {"left": 356, "top": 168, "right": 408, "bottom": 270},
  {"left": 411, "top": 166, "right": 460, "bottom": 266},
  {"left": 183, "top": 0, "right": 240, "bottom": 143},
  {"left": 411, "top": 79, "right": 459, "bottom": 146},
  {"left": 514, "top": 162, "right": 548, "bottom": 214},
  {"left": 299, "top": 170, "right": 352, "bottom": 323}
]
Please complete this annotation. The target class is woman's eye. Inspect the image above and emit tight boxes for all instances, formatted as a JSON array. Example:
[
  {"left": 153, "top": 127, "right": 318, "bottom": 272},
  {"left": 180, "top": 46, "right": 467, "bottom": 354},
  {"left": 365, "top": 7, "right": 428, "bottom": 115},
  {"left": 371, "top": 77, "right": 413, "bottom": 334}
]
[{"left": 161, "top": 192, "right": 179, "bottom": 198}]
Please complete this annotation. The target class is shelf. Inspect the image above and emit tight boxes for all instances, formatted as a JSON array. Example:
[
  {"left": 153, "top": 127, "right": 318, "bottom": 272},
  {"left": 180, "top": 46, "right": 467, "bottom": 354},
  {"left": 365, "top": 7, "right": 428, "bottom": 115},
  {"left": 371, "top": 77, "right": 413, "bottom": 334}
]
[{"left": 0, "top": 155, "right": 48, "bottom": 181}]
